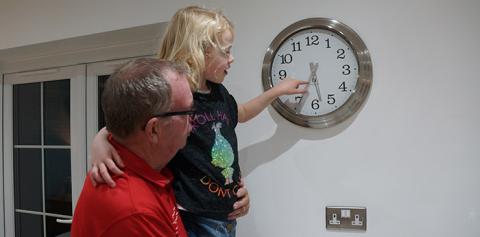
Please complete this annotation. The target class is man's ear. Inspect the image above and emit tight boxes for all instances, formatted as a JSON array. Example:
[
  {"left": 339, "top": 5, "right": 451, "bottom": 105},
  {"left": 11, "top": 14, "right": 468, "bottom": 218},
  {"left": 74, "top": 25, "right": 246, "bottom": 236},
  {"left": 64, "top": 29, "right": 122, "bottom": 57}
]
[{"left": 144, "top": 118, "right": 161, "bottom": 144}]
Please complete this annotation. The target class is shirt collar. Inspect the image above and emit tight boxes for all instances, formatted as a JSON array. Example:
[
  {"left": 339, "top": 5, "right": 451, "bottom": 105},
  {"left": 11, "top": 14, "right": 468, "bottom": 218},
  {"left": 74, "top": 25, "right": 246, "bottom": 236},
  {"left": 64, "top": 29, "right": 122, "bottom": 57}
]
[{"left": 108, "top": 134, "right": 173, "bottom": 188}]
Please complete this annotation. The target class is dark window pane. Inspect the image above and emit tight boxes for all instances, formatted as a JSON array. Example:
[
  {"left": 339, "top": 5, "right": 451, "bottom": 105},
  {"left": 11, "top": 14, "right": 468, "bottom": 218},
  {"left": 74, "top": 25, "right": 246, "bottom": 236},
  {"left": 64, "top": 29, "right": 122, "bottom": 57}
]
[
  {"left": 46, "top": 216, "right": 70, "bottom": 237},
  {"left": 44, "top": 149, "right": 72, "bottom": 215},
  {"left": 13, "top": 83, "right": 41, "bottom": 145},
  {"left": 15, "top": 212, "right": 43, "bottom": 237},
  {"left": 44, "top": 79, "right": 70, "bottom": 145},
  {"left": 97, "top": 75, "right": 110, "bottom": 130},
  {"left": 14, "top": 148, "right": 43, "bottom": 211}
]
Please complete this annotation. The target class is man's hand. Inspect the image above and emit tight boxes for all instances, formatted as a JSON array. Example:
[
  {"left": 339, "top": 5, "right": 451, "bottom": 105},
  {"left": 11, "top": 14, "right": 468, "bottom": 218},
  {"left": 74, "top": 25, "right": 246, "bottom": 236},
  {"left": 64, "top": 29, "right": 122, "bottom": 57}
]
[
  {"left": 228, "top": 179, "right": 250, "bottom": 220},
  {"left": 89, "top": 128, "right": 124, "bottom": 188}
]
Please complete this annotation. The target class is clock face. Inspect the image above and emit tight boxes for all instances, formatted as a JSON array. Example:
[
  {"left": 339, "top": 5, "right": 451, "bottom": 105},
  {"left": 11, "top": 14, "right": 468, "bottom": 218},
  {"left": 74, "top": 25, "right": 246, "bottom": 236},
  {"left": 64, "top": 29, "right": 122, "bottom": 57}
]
[
  {"left": 262, "top": 18, "right": 372, "bottom": 128},
  {"left": 271, "top": 28, "right": 359, "bottom": 116}
]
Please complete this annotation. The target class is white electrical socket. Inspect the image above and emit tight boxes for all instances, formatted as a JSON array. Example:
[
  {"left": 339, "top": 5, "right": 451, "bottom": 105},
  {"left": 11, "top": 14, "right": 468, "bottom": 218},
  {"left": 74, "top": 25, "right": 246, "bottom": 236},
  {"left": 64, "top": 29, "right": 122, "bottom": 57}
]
[
  {"left": 328, "top": 213, "right": 341, "bottom": 225},
  {"left": 352, "top": 214, "right": 363, "bottom": 226}
]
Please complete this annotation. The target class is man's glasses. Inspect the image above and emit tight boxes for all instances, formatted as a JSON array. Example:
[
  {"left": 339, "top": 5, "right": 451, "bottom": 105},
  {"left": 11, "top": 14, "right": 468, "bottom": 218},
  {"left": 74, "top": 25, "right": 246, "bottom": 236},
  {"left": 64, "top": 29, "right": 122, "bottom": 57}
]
[
  {"left": 143, "top": 109, "right": 196, "bottom": 129},
  {"left": 151, "top": 109, "right": 196, "bottom": 118}
]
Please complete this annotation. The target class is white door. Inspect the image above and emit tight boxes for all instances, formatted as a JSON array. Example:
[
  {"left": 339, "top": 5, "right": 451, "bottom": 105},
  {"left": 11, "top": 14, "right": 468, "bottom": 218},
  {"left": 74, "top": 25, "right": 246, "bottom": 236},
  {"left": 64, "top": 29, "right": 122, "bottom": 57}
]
[{"left": 3, "top": 65, "right": 86, "bottom": 237}]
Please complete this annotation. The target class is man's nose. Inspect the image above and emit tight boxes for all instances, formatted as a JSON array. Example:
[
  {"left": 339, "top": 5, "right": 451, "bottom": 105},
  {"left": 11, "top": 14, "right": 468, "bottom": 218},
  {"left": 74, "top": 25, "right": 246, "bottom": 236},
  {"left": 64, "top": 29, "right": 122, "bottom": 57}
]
[
  {"left": 187, "top": 120, "right": 192, "bottom": 133},
  {"left": 187, "top": 116, "right": 193, "bottom": 131}
]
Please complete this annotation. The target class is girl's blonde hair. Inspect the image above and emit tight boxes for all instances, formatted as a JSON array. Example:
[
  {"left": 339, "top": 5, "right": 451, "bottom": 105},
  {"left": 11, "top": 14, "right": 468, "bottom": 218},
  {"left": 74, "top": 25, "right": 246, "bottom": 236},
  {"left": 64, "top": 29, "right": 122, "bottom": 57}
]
[{"left": 158, "top": 6, "right": 234, "bottom": 91}]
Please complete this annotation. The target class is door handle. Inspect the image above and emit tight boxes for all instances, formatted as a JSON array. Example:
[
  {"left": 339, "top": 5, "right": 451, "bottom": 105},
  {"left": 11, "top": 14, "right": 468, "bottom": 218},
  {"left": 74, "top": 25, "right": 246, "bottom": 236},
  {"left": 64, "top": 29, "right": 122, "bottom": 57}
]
[{"left": 56, "top": 218, "right": 72, "bottom": 224}]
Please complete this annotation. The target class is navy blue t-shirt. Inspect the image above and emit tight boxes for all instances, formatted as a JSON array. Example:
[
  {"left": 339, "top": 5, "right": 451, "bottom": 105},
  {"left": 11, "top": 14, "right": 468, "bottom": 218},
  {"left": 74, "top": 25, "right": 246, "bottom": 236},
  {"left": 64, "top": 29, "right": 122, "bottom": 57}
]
[{"left": 169, "top": 82, "right": 241, "bottom": 220}]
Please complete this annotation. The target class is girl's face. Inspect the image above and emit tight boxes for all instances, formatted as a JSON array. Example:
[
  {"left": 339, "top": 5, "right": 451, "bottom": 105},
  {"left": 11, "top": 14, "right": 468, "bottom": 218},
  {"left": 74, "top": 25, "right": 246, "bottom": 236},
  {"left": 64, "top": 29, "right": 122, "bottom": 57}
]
[{"left": 203, "top": 30, "right": 235, "bottom": 86}]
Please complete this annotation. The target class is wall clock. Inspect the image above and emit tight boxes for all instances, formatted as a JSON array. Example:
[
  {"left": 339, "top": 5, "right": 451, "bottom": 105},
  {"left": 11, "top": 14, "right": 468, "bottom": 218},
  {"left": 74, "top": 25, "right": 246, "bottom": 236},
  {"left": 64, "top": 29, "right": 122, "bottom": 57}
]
[{"left": 262, "top": 18, "right": 372, "bottom": 128}]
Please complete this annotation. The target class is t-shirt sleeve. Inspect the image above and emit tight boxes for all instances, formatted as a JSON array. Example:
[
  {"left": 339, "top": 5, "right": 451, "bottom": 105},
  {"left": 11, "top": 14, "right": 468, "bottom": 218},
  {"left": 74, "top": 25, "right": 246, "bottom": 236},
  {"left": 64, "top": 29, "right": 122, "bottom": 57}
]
[
  {"left": 219, "top": 84, "right": 238, "bottom": 127},
  {"left": 228, "top": 93, "right": 238, "bottom": 127},
  {"left": 101, "top": 213, "right": 178, "bottom": 237}
]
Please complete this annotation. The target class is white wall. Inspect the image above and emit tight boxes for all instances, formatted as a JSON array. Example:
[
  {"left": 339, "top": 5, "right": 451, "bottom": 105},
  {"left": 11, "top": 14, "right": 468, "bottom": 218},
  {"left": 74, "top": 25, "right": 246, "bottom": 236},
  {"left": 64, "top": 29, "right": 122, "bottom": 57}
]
[{"left": 2, "top": 0, "right": 480, "bottom": 236}]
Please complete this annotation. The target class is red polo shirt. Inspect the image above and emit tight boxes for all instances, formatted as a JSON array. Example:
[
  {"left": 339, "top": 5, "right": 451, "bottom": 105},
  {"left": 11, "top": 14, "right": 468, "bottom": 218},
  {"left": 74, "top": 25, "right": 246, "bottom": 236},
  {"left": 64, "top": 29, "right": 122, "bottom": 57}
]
[{"left": 71, "top": 137, "right": 187, "bottom": 237}]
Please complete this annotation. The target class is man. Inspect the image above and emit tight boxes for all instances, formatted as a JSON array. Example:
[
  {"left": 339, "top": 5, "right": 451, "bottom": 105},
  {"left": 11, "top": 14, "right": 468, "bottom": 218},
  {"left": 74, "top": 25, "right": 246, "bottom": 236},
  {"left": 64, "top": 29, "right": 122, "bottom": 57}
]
[{"left": 71, "top": 58, "right": 192, "bottom": 236}]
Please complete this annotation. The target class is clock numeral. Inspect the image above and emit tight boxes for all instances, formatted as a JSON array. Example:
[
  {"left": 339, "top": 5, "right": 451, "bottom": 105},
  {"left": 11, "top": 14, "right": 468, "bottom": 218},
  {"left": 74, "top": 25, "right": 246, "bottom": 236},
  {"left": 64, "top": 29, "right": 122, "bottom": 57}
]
[
  {"left": 325, "top": 38, "right": 331, "bottom": 48},
  {"left": 305, "top": 35, "right": 319, "bottom": 46},
  {"left": 295, "top": 96, "right": 303, "bottom": 102},
  {"left": 311, "top": 99, "right": 320, "bottom": 110},
  {"left": 337, "top": 49, "right": 346, "bottom": 59},
  {"left": 279, "top": 54, "right": 293, "bottom": 64},
  {"left": 327, "top": 94, "right": 336, "bottom": 105},
  {"left": 342, "top": 64, "right": 351, "bottom": 75},
  {"left": 278, "top": 70, "right": 287, "bottom": 79},
  {"left": 338, "top": 81, "right": 347, "bottom": 92},
  {"left": 291, "top": 42, "right": 301, "bottom": 52}
]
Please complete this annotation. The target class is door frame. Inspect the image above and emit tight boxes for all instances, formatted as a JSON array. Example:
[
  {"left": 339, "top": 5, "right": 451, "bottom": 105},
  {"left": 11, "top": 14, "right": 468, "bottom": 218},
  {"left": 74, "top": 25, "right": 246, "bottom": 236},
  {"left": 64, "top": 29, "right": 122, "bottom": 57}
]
[{"left": 1, "top": 74, "right": 4, "bottom": 235}]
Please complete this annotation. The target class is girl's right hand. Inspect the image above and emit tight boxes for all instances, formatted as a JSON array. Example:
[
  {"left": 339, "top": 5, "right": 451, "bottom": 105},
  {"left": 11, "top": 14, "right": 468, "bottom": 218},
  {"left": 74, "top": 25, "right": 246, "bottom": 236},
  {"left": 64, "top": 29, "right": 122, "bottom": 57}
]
[{"left": 89, "top": 127, "right": 125, "bottom": 188}]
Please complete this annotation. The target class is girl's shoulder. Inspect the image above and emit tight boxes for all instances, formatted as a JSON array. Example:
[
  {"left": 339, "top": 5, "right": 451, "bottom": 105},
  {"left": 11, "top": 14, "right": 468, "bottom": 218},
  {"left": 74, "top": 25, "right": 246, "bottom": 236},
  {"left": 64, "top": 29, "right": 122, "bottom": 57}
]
[{"left": 212, "top": 82, "right": 231, "bottom": 95}]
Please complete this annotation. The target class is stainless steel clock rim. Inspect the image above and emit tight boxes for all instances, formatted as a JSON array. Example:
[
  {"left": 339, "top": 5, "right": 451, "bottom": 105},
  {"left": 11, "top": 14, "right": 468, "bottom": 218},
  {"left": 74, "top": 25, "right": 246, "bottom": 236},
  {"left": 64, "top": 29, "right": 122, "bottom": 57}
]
[{"left": 261, "top": 17, "right": 372, "bottom": 128}]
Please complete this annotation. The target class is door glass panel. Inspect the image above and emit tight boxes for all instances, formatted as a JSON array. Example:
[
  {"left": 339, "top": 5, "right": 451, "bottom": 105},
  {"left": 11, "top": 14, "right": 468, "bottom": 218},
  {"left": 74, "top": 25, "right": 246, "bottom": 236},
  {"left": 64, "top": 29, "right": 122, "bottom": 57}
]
[
  {"left": 97, "top": 75, "right": 109, "bottom": 130},
  {"left": 12, "top": 78, "right": 74, "bottom": 237},
  {"left": 44, "top": 149, "right": 72, "bottom": 215},
  {"left": 13, "top": 83, "right": 41, "bottom": 145},
  {"left": 44, "top": 80, "right": 70, "bottom": 145},
  {"left": 15, "top": 213, "right": 43, "bottom": 237},
  {"left": 46, "top": 216, "right": 70, "bottom": 237},
  {"left": 14, "top": 148, "right": 43, "bottom": 212}
]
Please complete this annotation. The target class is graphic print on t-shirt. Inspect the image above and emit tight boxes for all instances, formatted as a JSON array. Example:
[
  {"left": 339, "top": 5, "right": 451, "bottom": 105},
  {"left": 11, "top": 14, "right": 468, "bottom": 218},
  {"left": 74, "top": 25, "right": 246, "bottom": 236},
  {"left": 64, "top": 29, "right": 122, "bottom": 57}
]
[{"left": 210, "top": 122, "right": 235, "bottom": 185}]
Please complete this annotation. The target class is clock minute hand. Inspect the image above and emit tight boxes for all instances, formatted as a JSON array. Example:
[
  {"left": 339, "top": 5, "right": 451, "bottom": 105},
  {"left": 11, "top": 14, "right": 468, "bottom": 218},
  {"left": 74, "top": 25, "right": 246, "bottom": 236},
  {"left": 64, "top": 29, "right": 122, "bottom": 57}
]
[
  {"left": 295, "top": 63, "right": 316, "bottom": 113},
  {"left": 310, "top": 62, "right": 322, "bottom": 102},
  {"left": 312, "top": 75, "right": 322, "bottom": 102},
  {"left": 295, "top": 63, "right": 318, "bottom": 113}
]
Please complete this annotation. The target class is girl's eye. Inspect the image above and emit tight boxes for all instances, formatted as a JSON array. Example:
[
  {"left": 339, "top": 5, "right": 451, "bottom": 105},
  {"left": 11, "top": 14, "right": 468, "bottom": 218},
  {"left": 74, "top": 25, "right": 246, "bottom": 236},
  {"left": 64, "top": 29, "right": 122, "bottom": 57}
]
[{"left": 219, "top": 46, "right": 231, "bottom": 56}]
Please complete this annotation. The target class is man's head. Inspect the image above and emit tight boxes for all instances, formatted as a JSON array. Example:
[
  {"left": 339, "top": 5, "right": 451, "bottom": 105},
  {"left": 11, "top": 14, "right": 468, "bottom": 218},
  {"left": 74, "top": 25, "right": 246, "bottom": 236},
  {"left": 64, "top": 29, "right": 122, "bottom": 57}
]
[{"left": 102, "top": 58, "right": 193, "bottom": 163}]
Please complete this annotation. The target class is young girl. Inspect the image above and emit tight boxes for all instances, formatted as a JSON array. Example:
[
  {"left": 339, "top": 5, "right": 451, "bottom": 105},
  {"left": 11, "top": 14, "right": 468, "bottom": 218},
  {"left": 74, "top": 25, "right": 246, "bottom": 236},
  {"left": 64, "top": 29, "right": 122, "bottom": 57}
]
[{"left": 90, "top": 6, "right": 306, "bottom": 237}]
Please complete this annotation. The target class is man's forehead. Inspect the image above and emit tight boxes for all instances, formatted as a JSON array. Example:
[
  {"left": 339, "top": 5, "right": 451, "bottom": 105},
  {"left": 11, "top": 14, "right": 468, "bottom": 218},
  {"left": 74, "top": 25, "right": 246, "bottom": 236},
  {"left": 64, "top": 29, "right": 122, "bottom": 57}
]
[{"left": 167, "top": 71, "right": 192, "bottom": 100}]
